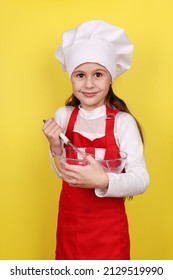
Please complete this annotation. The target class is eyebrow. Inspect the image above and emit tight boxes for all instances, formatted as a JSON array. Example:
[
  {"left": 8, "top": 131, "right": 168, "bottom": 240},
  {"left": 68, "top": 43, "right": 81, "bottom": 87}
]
[{"left": 73, "top": 69, "right": 107, "bottom": 74}]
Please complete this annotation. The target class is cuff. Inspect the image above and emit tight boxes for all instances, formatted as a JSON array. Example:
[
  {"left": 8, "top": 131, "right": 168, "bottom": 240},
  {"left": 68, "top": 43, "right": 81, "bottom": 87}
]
[{"left": 95, "top": 173, "right": 119, "bottom": 197}]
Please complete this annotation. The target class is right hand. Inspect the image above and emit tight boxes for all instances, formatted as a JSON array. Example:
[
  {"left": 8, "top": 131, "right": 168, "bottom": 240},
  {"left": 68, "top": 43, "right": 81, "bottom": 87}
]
[{"left": 42, "top": 118, "right": 64, "bottom": 154}]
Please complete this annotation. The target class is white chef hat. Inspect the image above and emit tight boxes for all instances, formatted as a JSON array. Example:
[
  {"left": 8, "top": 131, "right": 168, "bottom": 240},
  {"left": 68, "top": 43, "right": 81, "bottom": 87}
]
[{"left": 55, "top": 20, "right": 134, "bottom": 80}]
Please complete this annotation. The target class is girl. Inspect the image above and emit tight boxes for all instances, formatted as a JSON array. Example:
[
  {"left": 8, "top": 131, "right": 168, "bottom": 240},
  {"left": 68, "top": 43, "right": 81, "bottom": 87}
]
[{"left": 42, "top": 20, "right": 149, "bottom": 260}]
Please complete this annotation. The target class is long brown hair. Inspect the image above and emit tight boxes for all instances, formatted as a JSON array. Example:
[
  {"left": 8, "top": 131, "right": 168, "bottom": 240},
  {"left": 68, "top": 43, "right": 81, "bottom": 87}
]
[{"left": 65, "top": 85, "right": 144, "bottom": 143}]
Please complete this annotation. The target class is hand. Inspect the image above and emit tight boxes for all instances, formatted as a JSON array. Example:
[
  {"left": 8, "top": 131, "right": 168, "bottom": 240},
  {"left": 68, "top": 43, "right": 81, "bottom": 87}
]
[
  {"left": 42, "top": 118, "right": 63, "bottom": 155},
  {"left": 58, "top": 155, "right": 109, "bottom": 190}
]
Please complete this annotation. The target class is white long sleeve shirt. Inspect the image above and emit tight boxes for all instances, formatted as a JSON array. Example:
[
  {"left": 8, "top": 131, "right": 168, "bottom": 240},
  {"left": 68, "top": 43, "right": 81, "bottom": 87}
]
[{"left": 50, "top": 105, "right": 149, "bottom": 198}]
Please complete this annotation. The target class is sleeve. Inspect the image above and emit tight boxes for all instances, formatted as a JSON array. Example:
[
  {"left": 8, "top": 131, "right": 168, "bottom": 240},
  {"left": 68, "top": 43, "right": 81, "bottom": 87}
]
[
  {"left": 95, "top": 112, "right": 150, "bottom": 197},
  {"left": 54, "top": 106, "right": 68, "bottom": 128}
]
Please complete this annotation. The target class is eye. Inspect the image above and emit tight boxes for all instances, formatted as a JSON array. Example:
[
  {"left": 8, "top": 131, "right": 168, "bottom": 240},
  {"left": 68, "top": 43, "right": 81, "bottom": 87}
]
[
  {"left": 95, "top": 72, "right": 102, "bottom": 78},
  {"left": 76, "top": 73, "right": 84, "bottom": 78}
]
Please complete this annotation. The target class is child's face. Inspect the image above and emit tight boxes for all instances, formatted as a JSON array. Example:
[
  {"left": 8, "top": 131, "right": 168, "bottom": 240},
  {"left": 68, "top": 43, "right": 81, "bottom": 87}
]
[{"left": 71, "top": 63, "right": 112, "bottom": 111}]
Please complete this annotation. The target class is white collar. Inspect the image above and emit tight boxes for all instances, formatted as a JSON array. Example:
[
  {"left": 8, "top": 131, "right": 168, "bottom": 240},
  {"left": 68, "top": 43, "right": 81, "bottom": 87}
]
[{"left": 78, "top": 105, "right": 106, "bottom": 120}]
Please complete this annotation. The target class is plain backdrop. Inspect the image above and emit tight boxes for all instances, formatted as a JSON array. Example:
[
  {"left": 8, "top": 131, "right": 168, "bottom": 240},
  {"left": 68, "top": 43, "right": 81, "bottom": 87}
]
[{"left": 0, "top": 0, "right": 173, "bottom": 260}]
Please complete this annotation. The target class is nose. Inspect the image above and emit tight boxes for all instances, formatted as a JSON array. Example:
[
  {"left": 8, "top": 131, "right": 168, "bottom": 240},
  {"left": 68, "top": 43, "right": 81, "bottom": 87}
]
[{"left": 85, "top": 77, "right": 94, "bottom": 88}]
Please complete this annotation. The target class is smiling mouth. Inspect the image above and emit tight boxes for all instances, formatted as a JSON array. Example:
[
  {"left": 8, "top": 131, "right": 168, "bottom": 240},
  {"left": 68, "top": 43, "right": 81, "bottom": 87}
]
[{"left": 82, "top": 92, "right": 97, "bottom": 97}]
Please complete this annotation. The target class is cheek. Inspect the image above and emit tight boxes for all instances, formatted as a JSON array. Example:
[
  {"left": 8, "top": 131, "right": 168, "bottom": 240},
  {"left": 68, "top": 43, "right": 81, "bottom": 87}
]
[
  {"left": 100, "top": 80, "right": 111, "bottom": 92},
  {"left": 71, "top": 80, "right": 81, "bottom": 92}
]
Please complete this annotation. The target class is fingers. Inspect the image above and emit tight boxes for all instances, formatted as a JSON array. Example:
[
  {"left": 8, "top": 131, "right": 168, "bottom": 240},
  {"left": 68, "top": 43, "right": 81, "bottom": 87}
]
[
  {"left": 42, "top": 118, "right": 63, "bottom": 147},
  {"left": 85, "top": 154, "right": 97, "bottom": 164},
  {"left": 59, "top": 160, "right": 79, "bottom": 185},
  {"left": 59, "top": 159, "right": 79, "bottom": 174},
  {"left": 58, "top": 155, "right": 108, "bottom": 189},
  {"left": 42, "top": 118, "right": 58, "bottom": 132}
]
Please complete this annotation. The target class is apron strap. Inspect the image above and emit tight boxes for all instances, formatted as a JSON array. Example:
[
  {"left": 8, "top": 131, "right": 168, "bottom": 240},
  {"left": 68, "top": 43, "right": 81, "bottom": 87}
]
[
  {"left": 65, "top": 106, "right": 79, "bottom": 141},
  {"left": 105, "top": 106, "right": 120, "bottom": 147}
]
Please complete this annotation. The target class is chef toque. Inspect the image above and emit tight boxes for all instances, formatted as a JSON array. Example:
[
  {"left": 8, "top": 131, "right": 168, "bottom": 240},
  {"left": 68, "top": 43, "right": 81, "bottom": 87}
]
[{"left": 55, "top": 20, "right": 134, "bottom": 81}]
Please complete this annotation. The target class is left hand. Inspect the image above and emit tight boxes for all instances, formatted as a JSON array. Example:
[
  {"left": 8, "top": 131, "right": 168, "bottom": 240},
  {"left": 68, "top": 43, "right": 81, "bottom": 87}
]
[{"left": 58, "top": 155, "right": 109, "bottom": 189}]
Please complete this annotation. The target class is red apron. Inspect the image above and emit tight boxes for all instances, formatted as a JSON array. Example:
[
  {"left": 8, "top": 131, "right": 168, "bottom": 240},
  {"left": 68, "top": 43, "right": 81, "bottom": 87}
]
[{"left": 55, "top": 106, "right": 130, "bottom": 260}]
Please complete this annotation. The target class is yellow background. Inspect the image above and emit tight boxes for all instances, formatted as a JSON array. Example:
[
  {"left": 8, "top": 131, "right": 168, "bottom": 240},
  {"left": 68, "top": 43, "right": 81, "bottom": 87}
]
[{"left": 0, "top": 0, "right": 173, "bottom": 260}]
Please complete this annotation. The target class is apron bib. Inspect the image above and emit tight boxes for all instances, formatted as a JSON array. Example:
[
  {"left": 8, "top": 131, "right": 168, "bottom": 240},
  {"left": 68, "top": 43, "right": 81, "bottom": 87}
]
[{"left": 55, "top": 106, "right": 130, "bottom": 260}]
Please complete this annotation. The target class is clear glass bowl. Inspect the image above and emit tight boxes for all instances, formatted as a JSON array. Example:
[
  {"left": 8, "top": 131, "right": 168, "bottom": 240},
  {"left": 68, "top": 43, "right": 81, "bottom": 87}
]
[{"left": 52, "top": 147, "right": 127, "bottom": 177}]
